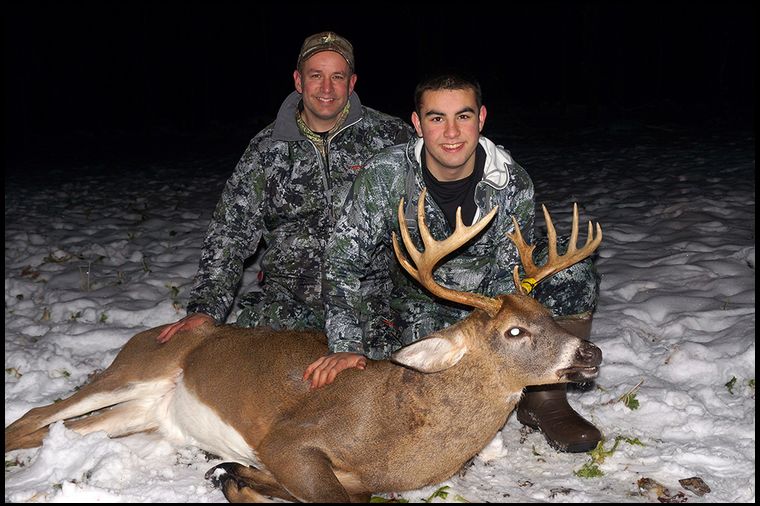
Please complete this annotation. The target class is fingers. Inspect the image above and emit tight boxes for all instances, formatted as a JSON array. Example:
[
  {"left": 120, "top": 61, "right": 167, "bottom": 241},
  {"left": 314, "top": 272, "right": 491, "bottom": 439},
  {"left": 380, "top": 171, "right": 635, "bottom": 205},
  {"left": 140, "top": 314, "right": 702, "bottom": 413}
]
[
  {"left": 303, "top": 353, "right": 367, "bottom": 390},
  {"left": 309, "top": 365, "right": 329, "bottom": 390},
  {"left": 156, "top": 322, "right": 182, "bottom": 344},
  {"left": 156, "top": 313, "right": 214, "bottom": 344},
  {"left": 302, "top": 356, "right": 326, "bottom": 381},
  {"left": 306, "top": 359, "right": 332, "bottom": 389}
]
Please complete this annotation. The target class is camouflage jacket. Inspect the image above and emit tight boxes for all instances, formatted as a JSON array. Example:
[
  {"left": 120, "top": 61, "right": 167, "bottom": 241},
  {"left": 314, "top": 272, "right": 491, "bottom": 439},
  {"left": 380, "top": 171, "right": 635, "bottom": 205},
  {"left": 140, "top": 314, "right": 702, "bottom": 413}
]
[
  {"left": 187, "top": 91, "right": 413, "bottom": 325},
  {"left": 324, "top": 136, "right": 535, "bottom": 359}
]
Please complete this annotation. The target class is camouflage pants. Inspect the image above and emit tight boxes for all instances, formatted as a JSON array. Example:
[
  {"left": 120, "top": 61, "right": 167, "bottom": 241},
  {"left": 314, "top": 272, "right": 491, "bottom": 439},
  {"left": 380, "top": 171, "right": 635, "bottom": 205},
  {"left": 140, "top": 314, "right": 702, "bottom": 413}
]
[
  {"left": 236, "top": 288, "right": 401, "bottom": 356},
  {"left": 235, "top": 287, "right": 324, "bottom": 330}
]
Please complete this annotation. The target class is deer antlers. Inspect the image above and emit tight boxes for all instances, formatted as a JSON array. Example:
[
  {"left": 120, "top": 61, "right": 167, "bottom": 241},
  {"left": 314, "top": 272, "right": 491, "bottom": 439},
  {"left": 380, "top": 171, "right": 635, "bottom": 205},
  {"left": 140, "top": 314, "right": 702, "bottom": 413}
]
[
  {"left": 392, "top": 188, "right": 503, "bottom": 317},
  {"left": 392, "top": 189, "right": 603, "bottom": 313},
  {"left": 507, "top": 203, "right": 602, "bottom": 295}
]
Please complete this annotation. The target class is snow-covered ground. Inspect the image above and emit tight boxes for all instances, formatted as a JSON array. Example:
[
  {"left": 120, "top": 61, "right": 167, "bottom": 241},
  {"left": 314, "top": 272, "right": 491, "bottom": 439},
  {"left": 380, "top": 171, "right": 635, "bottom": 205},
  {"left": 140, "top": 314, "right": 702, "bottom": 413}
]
[{"left": 4, "top": 124, "right": 755, "bottom": 502}]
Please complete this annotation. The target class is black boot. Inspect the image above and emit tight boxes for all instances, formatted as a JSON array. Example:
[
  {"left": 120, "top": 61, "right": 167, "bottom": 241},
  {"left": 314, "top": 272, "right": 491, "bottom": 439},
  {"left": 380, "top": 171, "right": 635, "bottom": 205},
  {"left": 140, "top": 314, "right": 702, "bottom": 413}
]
[{"left": 516, "top": 383, "right": 602, "bottom": 453}]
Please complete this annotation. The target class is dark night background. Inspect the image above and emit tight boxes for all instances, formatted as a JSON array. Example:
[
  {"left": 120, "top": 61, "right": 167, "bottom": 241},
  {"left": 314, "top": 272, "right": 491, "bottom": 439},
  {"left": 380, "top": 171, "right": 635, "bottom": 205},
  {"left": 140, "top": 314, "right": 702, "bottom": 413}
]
[{"left": 4, "top": 2, "right": 755, "bottom": 176}]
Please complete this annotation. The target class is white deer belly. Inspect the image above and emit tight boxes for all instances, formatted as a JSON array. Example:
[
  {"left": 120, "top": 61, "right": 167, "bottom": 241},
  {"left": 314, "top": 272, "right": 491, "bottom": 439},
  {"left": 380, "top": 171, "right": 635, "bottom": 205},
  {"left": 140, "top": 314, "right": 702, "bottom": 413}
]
[{"left": 156, "top": 372, "right": 260, "bottom": 467}]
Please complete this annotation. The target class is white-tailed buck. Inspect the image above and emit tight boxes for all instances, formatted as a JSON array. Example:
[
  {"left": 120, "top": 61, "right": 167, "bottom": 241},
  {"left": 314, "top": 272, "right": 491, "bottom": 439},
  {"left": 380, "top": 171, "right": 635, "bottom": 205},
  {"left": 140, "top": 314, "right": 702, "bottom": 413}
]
[{"left": 5, "top": 193, "right": 603, "bottom": 503}]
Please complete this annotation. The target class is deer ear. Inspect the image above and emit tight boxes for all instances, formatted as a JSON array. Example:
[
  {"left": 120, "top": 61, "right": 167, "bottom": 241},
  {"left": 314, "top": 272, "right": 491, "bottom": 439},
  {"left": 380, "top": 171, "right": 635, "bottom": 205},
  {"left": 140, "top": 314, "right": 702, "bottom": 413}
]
[{"left": 391, "top": 335, "right": 468, "bottom": 373}]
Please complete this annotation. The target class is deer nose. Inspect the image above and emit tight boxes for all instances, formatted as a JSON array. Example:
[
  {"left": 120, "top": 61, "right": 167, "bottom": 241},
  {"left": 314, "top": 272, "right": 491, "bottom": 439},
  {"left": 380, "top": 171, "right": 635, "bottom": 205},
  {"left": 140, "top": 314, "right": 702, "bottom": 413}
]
[{"left": 576, "top": 342, "right": 602, "bottom": 366}]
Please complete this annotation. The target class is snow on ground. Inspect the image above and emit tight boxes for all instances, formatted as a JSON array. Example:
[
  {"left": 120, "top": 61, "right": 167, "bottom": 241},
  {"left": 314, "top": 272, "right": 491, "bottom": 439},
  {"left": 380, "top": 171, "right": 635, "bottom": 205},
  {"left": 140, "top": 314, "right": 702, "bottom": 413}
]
[{"left": 4, "top": 124, "right": 755, "bottom": 502}]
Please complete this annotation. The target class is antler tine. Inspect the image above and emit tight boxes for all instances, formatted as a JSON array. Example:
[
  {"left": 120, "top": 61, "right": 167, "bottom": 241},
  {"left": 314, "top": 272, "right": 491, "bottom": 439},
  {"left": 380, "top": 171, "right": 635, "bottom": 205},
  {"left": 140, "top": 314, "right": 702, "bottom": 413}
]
[
  {"left": 392, "top": 199, "right": 422, "bottom": 284},
  {"left": 509, "top": 203, "right": 602, "bottom": 289},
  {"left": 543, "top": 204, "right": 558, "bottom": 263},
  {"left": 568, "top": 203, "right": 579, "bottom": 254},
  {"left": 391, "top": 188, "right": 502, "bottom": 317},
  {"left": 507, "top": 215, "right": 538, "bottom": 276}
]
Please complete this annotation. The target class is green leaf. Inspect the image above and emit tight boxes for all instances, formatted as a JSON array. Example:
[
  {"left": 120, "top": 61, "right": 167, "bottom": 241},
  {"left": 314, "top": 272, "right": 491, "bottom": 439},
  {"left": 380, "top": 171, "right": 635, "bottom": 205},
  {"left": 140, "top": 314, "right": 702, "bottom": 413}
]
[
  {"left": 588, "top": 439, "right": 619, "bottom": 464},
  {"left": 574, "top": 462, "right": 604, "bottom": 478},
  {"left": 725, "top": 376, "right": 737, "bottom": 394},
  {"left": 622, "top": 436, "right": 644, "bottom": 447},
  {"left": 578, "top": 435, "right": 644, "bottom": 478},
  {"left": 425, "top": 486, "right": 451, "bottom": 502},
  {"left": 370, "top": 496, "right": 409, "bottom": 503},
  {"left": 6, "top": 367, "right": 22, "bottom": 379},
  {"left": 6, "top": 457, "right": 22, "bottom": 469},
  {"left": 167, "top": 284, "right": 180, "bottom": 299},
  {"left": 623, "top": 392, "right": 640, "bottom": 410}
]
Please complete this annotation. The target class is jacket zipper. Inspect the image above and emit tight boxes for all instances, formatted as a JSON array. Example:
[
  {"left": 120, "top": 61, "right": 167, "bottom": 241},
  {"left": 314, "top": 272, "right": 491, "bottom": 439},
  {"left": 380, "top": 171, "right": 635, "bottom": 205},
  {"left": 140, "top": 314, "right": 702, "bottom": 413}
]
[{"left": 311, "top": 116, "right": 362, "bottom": 224}]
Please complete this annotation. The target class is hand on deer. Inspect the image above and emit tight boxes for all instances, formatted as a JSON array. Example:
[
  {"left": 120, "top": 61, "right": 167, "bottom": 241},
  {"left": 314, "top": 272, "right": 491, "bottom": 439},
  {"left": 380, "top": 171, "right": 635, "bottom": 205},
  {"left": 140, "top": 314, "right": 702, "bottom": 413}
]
[
  {"left": 303, "top": 352, "right": 367, "bottom": 390},
  {"left": 156, "top": 313, "right": 216, "bottom": 344}
]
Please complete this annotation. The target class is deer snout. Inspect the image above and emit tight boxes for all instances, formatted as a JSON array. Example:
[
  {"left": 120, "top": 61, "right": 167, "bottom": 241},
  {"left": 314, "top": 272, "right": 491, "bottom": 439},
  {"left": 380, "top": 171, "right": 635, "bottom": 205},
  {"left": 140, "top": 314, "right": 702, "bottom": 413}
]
[
  {"left": 577, "top": 341, "right": 602, "bottom": 367},
  {"left": 557, "top": 341, "right": 602, "bottom": 383}
]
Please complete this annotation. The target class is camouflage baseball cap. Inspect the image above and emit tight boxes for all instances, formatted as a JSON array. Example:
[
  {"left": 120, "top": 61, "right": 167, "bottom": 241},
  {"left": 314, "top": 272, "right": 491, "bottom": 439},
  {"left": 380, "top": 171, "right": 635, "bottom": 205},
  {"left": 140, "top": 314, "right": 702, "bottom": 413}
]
[{"left": 297, "top": 31, "right": 355, "bottom": 71}]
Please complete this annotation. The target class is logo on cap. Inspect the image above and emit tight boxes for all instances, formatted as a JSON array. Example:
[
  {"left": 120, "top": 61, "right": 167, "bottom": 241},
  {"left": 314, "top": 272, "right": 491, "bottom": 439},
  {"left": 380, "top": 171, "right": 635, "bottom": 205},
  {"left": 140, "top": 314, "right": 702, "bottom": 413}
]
[{"left": 297, "top": 31, "right": 355, "bottom": 71}]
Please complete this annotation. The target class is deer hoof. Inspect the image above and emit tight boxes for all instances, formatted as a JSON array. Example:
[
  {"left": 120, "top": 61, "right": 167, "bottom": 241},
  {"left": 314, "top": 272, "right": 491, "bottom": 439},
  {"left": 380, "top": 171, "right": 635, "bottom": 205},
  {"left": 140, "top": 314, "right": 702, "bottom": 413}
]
[{"left": 205, "top": 462, "right": 241, "bottom": 488}]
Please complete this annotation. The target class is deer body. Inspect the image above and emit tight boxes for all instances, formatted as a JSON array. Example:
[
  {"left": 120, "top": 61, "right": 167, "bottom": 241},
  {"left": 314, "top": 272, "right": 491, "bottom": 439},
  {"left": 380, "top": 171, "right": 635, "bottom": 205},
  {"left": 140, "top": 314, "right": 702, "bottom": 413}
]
[
  {"left": 5, "top": 198, "right": 603, "bottom": 502},
  {"left": 5, "top": 295, "right": 600, "bottom": 502}
]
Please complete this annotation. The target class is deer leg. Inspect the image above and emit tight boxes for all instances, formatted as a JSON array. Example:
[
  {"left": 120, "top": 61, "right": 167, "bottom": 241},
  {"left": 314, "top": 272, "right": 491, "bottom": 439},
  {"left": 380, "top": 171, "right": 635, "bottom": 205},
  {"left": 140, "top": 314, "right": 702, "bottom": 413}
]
[
  {"left": 6, "top": 400, "right": 158, "bottom": 452},
  {"left": 65, "top": 401, "right": 158, "bottom": 437},
  {"left": 4, "top": 424, "right": 51, "bottom": 452},
  {"left": 5, "top": 371, "right": 177, "bottom": 452},
  {"left": 260, "top": 445, "right": 353, "bottom": 503},
  {"left": 5, "top": 381, "right": 130, "bottom": 452},
  {"left": 217, "top": 477, "right": 272, "bottom": 503},
  {"left": 205, "top": 462, "right": 298, "bottom": 503}
]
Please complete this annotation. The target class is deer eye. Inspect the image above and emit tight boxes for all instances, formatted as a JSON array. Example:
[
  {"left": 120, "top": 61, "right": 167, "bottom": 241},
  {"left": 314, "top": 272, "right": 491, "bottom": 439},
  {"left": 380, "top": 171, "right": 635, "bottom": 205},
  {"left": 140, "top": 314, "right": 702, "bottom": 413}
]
[{"left": 505, "top": 327, "right": 528, "bottom": 339}]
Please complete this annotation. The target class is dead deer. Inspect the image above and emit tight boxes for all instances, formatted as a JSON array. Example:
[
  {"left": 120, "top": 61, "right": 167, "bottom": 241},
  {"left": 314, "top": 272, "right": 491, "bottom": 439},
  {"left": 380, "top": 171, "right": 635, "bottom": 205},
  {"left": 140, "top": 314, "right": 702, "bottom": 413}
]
[{"left": 5, "top": 192, "right": 603, "bottom": 503}]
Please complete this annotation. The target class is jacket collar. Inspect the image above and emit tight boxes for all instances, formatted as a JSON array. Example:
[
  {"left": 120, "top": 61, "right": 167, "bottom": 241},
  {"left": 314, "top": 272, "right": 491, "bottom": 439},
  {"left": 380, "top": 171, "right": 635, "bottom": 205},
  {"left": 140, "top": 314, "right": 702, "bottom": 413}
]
[
  {"left": 272, "top": 91, "right": 364, "bottom": 141},
  {"left": 409, "top": 135, "right": 512, "bottom": 190}
]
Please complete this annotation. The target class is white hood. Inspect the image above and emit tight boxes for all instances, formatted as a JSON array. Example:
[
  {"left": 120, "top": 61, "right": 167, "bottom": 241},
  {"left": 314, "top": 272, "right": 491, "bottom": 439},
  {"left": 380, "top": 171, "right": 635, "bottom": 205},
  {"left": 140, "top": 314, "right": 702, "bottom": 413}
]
[{"left": 413, "top": 136, "right": 512, "bottom": 190}]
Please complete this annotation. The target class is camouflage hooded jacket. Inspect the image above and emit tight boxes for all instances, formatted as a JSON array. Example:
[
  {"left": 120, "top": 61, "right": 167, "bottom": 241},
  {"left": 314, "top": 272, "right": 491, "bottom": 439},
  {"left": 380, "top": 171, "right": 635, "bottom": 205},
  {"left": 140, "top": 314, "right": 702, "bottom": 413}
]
[
  {"left": 324, "top": 136, "right": 535, "bottom": 359},
  {"left": 187, "top": 91, "right": 413, "bottom": 325}
]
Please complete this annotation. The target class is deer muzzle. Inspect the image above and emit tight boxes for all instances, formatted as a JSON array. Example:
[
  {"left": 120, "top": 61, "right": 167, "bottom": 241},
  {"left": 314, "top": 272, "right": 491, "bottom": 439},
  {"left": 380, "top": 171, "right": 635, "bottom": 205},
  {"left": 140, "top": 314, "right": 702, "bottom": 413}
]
[{"left": 557, "top": 341, "right": 603, "bottom": 382}]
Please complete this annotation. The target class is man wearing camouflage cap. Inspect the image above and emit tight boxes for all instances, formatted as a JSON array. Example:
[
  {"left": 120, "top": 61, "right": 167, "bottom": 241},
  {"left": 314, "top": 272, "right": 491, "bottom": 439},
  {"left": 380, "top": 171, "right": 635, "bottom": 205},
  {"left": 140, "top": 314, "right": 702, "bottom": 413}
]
[{"left": 156, "top": 31, "right": 413, "bottom": 343}]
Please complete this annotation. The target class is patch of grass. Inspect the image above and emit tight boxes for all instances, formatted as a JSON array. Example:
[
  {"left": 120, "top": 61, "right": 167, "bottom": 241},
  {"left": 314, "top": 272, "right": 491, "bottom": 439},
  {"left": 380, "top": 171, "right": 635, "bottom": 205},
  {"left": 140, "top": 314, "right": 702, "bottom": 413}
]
[
  {"left": 574, "top": 462, "right": 604, "bottom": 478},
  {"left": 575, "top": 436, "right": 645, "bottom": 479}
]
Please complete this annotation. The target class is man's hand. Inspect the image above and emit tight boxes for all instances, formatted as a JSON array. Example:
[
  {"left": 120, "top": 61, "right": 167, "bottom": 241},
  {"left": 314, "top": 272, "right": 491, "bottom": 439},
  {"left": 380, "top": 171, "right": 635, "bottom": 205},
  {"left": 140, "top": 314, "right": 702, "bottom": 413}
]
[
  {"left": 156, "top": 313, "right": 216, "bottom": 344},
  {"left": 303, "top": 352, "right": 367, "bottom": 390}
]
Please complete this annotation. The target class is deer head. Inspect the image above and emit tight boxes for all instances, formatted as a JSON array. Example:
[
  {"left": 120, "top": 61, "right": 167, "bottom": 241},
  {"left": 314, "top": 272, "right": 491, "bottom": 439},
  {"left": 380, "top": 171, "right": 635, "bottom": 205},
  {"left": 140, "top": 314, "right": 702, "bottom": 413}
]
[{"left": 390, "top": 188, "right": 602, "bottom": 387}]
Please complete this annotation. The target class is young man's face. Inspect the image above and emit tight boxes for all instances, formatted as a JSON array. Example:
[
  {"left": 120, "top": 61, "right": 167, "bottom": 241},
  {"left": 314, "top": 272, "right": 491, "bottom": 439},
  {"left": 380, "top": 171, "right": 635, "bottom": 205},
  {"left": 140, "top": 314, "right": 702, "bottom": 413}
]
[
  {"left": 294, "top": 51, "right": 357, "bottom": 132},
  {"left": 411, "top": 88, "right": 486, "bottom": 180}
]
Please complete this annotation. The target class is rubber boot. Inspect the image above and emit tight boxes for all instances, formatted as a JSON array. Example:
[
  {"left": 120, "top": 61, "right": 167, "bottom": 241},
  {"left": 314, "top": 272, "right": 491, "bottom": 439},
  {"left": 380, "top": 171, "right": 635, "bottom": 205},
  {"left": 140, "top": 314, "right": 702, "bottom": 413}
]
[
  {"left": 516, "top": 313, "right": 601, "bottom": 453},
  {"left": 516, "top": 383, "right": 601, "bottom": 452}
]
